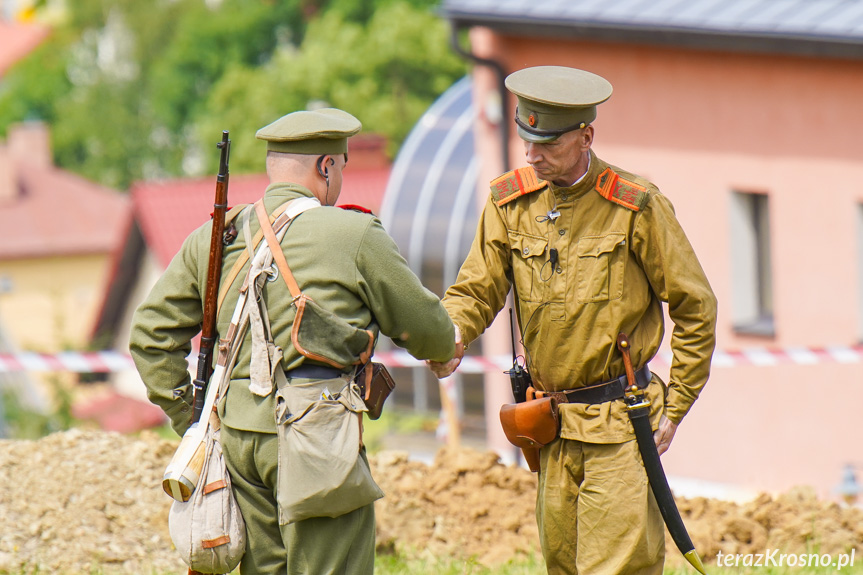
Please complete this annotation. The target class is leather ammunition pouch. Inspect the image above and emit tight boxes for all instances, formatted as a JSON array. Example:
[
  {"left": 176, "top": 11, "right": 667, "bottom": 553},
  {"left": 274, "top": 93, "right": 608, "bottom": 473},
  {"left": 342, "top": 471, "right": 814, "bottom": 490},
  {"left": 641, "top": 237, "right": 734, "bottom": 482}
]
[{"left": 499, "top": 396, "right": 560, "bottom": 472}]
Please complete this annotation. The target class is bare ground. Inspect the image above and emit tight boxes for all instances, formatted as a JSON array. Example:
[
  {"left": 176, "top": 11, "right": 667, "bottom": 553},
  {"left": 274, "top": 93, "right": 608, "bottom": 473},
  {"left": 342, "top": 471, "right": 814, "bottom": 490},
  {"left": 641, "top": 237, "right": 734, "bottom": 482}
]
[{"left": 1, "top": 430, "right": 861, "bottom": 573}]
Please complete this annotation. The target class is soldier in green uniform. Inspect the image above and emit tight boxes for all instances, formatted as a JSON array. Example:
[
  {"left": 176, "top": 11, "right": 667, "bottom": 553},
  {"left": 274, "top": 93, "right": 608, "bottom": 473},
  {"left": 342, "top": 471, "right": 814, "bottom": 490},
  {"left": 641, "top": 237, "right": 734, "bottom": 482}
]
[
  {"left": 131, "top": 108, "right": 456, "bottom": 575},
  {"left": 429, "top": 66, "right": 717, "bottom": 574}
]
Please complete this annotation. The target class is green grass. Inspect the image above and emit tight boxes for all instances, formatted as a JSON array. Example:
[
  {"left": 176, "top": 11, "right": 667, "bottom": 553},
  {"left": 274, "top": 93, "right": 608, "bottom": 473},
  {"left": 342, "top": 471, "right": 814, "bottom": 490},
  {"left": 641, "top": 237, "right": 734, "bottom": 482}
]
[
  {"left": 4, "top": 554, "right": 862, "bottom": 575},
  {"left": 374, "top": 552, "right": 863, "bottom": 575},
  {"left": 375, "top": 552, "right": 544, "bottom": 574}
]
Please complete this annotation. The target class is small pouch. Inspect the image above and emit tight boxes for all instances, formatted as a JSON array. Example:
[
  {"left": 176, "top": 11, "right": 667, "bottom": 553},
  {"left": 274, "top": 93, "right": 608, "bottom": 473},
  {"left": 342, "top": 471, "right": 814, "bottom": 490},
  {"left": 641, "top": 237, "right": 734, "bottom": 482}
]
[
  {"left": 355, "top": 362, "right": 395, "bottom": 420},
  {"left": 291, "top": 294, "right": 375, "bottom": 370},
  {"left": 169, "top": 416, "right": 246, "bottom": 574},
  {"left": 274, "top": 375, "right": 384, "bottom": 525}
]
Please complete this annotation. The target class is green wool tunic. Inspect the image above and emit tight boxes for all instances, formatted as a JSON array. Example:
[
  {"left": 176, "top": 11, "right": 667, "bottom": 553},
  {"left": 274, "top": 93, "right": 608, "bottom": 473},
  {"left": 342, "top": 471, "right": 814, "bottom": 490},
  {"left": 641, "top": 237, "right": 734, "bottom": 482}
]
[{"left": 130, "top": 183, "right": 455, "bottom": 436}]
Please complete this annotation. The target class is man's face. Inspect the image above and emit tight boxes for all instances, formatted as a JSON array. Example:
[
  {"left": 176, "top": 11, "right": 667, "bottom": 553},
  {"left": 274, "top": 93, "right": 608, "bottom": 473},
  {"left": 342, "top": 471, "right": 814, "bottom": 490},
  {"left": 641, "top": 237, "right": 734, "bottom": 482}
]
[{"left": 523, "top": 127, "right": 592, "bottom": 186}]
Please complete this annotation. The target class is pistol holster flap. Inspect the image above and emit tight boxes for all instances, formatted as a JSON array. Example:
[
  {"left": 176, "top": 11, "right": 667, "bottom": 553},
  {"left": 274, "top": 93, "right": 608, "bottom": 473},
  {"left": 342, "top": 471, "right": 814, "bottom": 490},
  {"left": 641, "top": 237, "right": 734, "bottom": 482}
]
[{"left": 499, "top": 396, "right": 560, "bottom": 449}]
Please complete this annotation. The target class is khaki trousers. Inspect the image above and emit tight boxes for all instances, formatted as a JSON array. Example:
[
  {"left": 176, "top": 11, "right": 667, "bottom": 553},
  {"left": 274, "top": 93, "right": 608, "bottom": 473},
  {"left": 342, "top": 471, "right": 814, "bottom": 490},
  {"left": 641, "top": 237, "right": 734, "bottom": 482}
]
[
  {"left": 537, "top": 437, "right": 665, "bottom": 575},
  {"left": 221, "top": 425, "right": 375, "bottom": 575}
]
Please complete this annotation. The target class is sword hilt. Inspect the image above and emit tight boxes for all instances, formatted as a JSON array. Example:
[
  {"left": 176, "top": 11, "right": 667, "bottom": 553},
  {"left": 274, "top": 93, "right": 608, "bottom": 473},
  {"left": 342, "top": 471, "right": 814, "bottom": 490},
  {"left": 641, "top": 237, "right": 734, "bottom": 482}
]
[{"left": 616, "top": 333, "right": 643, "bottom": 394}]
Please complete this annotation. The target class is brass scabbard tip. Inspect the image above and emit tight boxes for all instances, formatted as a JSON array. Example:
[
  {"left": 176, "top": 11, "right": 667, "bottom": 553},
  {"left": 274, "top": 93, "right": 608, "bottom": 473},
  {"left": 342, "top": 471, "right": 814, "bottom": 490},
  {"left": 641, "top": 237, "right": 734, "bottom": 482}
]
[{"left": 684, "top": 549, "right": 708, "bottom": 575}]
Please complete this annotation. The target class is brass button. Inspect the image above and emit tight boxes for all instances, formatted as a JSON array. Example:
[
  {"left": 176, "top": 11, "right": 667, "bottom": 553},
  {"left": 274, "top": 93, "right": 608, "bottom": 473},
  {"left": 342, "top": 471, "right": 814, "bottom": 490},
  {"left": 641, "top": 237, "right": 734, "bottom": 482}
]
[{"left": 559, "top": 229, "right": 566, "bottom": 236}]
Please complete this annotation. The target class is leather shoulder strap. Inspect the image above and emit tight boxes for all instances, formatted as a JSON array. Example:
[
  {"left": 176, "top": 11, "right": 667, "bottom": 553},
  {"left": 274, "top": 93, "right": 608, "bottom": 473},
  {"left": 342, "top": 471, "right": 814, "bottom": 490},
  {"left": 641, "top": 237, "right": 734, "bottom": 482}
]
[
  {"left": 216, "top": 198, "right": 318, "bottom": 313},
  {"left": 254, "top": 199, "right": 321, "bottom": 298}
]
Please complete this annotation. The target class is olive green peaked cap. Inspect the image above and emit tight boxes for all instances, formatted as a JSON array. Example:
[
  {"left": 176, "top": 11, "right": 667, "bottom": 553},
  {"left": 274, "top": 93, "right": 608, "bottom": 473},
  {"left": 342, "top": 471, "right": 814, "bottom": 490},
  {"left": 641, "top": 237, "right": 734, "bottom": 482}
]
[
  {"left": 256, "top": 108, "right": 362, "bottom": 155},
  {"left": 505, "top": 66, "right": 613, "bottom": 143}
]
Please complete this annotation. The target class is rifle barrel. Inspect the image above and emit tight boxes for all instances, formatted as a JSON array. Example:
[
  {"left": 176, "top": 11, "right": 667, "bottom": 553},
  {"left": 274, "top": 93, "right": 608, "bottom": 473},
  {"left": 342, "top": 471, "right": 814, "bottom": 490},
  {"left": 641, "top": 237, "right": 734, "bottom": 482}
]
[{"left": 191, "top": 131, "right": 230, "bottom": 424}]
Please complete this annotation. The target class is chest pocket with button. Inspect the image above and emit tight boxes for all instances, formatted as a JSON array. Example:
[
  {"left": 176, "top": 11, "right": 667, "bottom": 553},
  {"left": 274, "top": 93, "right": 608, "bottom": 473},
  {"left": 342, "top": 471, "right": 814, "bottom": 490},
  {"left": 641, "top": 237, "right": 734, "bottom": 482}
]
[
  {"left": 575, "top": 233, "right": 627, "bottom": 303},
  {"left": 508, "top": 231, "right": 549, "bottom": 302}
]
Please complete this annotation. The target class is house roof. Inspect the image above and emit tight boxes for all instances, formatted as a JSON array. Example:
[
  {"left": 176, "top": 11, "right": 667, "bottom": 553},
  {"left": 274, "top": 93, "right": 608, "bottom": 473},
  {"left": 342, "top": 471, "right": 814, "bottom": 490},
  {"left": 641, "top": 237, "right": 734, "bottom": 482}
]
[
  {"left": 442, "top": 0, "right": 863, "bottom": 58},
  {"left": 0, "top": 164, "right": 131, "bottom": 260},
  {"left": 131, "top": 166, "right": 390, "bottom": 269},
  {"left": 0, "top": 20, "right": 50, "bottom": 76}
]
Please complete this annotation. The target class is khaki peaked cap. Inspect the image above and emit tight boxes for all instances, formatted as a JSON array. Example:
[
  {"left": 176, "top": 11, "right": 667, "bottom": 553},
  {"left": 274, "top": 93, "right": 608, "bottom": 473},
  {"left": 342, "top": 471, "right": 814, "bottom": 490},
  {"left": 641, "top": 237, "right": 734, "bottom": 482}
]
[
  {"left": 256, "top": 108, "right": 361, "bottom": 155},
  {"left": 505, "top": 66, "right": 613, "bottom": 143}
]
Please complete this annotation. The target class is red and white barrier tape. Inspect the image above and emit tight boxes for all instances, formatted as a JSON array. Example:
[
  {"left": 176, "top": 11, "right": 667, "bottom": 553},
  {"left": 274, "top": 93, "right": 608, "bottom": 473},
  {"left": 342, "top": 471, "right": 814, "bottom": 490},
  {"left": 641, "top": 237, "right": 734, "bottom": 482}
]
[
  {"left": 0, "top": 345, "right": 861, "bottom": 374},
  {"left": 0, "top": 351, "right": 136, "bottom": 373}
]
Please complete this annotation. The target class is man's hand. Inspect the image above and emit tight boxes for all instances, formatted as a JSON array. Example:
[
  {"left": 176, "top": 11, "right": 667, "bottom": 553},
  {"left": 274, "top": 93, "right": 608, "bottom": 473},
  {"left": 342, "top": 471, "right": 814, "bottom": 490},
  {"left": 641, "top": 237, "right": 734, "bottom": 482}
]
[
  {"left": 653, "top": 414, "right": 678, "bottom": 456},
  {"left": 426, "top": 325, "right": 464, "bottom": 379}
]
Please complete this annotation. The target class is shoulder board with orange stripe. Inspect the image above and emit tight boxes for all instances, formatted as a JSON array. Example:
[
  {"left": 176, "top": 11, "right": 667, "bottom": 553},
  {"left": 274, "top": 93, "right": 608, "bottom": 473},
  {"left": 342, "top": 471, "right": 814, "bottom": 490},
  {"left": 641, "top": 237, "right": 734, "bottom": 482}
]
[
  {"left": 490, "top": 167, "right": 547, "bottom": 207},
  {"left": 594, "top": 168, "right": 650, "bottom": 212}
]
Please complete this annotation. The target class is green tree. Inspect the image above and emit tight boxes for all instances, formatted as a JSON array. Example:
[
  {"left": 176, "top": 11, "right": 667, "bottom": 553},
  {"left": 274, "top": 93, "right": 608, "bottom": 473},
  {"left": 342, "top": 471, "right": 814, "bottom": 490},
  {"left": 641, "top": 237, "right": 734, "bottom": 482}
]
[
  {"left": 196, "top": 2, "right": 466, "bottom": 174},
  {"left": 0, "top": 32, "right": 73, "bottom": 134},
  {"left": 0, "top": 0, "right": 466, "bottom": 188}
]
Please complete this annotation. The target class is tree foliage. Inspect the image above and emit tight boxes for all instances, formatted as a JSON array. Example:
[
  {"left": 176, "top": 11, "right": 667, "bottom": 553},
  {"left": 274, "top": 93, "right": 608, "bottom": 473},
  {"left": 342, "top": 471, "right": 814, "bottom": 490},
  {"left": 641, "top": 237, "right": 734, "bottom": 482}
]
[{"left": 0, "top": 0, "right": 466, "bottom": 189}]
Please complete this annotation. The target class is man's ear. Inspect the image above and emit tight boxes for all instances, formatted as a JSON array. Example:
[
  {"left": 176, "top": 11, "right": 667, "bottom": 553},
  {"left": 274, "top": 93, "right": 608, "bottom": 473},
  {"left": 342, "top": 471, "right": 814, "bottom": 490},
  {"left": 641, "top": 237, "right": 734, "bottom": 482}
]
[
  {"left": 580, "top": 126, "right": 594, "bottom": 150},
  {"left": 316, "top": 155, "right": 330, "bottom": 177}
]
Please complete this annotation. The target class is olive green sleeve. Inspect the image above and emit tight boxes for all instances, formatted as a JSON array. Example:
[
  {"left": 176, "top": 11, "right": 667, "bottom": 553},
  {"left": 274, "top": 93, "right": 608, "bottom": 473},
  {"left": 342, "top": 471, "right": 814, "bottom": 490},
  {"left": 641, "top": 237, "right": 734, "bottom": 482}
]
[
  {"left": 631, "top": 193, "right": 717, "bottom": 425},
  {"left": 441, "top": 195, "right": 513, "bottom": 347},
  {"left": 129, "top": 229, "right": 207, "bottom": 436},
  {"left": 355, "top": 218, "right": 455, "bottom": 362}
]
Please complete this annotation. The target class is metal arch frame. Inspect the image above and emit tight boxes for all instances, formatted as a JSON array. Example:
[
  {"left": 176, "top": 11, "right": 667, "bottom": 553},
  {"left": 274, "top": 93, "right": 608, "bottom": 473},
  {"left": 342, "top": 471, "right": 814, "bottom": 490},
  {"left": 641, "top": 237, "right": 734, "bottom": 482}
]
[
  {"left": 406, "top": 104, "right": 475, "bottom": 276},
  {"left": 379, "top": 76, "right": 474, "bottom": 231},
  {"left": 443, "top": 154, "right": 479, "bottom": 288},
  {"left": 378, "top": 76, "right": 477, "bottom": 415}
]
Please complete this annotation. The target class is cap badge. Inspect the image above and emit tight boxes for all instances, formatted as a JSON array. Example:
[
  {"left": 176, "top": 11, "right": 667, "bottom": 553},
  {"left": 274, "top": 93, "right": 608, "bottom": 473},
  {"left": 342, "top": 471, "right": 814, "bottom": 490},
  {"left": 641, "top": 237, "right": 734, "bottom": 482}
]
[{"left": 528, "top": 113, "right": 537, "bottom": 127}]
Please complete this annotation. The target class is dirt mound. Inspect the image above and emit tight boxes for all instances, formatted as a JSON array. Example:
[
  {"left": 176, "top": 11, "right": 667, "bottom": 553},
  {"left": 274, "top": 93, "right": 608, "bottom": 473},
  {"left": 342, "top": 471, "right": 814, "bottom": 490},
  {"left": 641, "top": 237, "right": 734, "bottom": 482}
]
[{"left": 1, "top": 430, "right": 861, "bottom": 573}]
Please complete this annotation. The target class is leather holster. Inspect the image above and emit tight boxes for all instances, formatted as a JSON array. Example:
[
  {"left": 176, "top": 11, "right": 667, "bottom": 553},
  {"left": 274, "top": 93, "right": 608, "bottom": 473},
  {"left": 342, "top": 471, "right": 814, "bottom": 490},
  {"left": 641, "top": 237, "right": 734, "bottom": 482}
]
[
  {"left": 499, "top": 396, "right": 560, "bottom": 472},
  {"left": 355, "top": 362, "right": 395, "bottom": 420}
]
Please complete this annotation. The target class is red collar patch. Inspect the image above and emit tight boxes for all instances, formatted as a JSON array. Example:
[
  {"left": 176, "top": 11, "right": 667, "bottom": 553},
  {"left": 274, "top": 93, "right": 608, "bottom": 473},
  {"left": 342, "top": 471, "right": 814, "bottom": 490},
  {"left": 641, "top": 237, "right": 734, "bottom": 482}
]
[{"left": 337, "top": 204, "right": 373, "bottom": 214}]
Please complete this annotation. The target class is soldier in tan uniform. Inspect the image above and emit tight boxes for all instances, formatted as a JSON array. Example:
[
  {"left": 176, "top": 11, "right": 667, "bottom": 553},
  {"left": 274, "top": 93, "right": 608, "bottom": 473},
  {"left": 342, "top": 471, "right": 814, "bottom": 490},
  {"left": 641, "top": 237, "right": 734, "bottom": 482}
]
[
  {"left": 131, "top": 108, "right": 456, "bottom": 575},
  {"left": 429, "top": 66, "right": 717, "bottom": 574}
]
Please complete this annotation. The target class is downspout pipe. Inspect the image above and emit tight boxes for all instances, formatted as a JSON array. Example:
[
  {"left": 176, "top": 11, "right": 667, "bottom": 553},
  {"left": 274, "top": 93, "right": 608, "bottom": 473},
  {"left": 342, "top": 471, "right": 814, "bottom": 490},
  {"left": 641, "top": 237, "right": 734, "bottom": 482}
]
[{"left": 449, "top": 24, "right": 510, "bottom": 173}]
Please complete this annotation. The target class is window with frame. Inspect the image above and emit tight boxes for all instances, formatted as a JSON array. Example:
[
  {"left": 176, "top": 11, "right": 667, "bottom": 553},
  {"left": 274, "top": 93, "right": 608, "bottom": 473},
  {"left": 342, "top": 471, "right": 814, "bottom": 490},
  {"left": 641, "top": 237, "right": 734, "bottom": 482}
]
[{"left": 730, "top": 191, "right": 774, "bottom": 336}]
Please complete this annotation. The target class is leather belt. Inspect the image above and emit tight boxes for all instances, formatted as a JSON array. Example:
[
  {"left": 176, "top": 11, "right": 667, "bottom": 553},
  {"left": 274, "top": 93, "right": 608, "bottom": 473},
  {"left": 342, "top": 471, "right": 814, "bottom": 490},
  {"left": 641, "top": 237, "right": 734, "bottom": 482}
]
[
  {"left": 541, "top": 364, "right": 652, "bottom": 405},
  {"left": 284, "top": 364, "right": 346, "bottom": 380}
]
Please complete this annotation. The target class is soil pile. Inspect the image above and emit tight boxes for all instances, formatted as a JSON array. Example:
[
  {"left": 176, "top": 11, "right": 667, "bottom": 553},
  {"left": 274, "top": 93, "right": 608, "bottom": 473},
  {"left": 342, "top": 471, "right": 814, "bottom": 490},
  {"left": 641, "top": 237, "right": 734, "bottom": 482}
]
[{"left": 1, "top": 430, "right": 861, "bottom": 573}]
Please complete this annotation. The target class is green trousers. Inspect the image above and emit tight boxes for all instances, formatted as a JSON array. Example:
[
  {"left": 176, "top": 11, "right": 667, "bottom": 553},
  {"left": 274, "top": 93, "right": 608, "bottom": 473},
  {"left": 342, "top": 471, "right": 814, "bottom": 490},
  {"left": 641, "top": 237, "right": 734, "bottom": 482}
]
[
  {"left": 220, "top": 424, "right": 376, "bottom": 575},
  {"left": 537, "top": 438, "right": 665, "bottom": 575}
]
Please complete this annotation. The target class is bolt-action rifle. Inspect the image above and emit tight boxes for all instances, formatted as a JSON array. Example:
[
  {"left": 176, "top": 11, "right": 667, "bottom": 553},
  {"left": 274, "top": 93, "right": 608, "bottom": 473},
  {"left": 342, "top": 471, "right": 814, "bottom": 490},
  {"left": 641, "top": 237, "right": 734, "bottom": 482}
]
[
  {"left": 191, "top": 130, "right": 231, "bottom": 424},
  {"left": 162, "top": 131, "right": 231, "bottom": 505}
]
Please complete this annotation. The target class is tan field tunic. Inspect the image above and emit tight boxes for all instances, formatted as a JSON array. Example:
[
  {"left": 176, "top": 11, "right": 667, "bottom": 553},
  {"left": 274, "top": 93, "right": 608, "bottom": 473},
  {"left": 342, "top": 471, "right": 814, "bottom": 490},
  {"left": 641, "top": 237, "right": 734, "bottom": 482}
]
[
  {"left": 130, "top": 183, "right": 455, "bottom": 436},
  {"left": 443, "top": 150, "right": 717, "bottom": 443}
]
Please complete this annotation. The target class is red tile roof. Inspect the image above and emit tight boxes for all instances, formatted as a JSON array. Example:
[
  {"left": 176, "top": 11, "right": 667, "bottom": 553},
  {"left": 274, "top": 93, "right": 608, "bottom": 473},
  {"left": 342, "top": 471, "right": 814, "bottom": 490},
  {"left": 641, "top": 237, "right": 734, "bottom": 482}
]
[
  {"left": 131, "top": 167, "right": 390, "bottom": 268},
  {"left": 0, "top": 21, "right": 50, "bottom": 77},
  {"left": 0, "top": 165, "right": 131, "bottom": 259}
]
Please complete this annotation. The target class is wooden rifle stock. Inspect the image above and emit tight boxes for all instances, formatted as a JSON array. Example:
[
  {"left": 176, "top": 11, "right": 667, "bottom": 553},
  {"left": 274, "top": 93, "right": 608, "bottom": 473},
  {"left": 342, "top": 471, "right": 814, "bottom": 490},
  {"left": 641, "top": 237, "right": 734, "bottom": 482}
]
[{"left": 191, "top": 131, "right": 231, "bottom": 425}]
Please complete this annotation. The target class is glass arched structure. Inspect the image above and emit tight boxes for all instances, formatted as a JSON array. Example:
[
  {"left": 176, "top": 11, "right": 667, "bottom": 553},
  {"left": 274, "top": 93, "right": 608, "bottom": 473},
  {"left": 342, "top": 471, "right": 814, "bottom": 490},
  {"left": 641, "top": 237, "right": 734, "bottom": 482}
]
[
  {"left": 380, "top": 75, "right": 479, "bottom": 298},
  {"left": 379, "top": 76, "right": 486, "bottom": 421}
]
